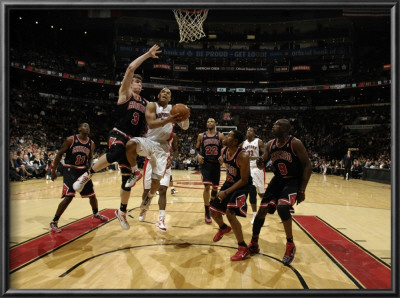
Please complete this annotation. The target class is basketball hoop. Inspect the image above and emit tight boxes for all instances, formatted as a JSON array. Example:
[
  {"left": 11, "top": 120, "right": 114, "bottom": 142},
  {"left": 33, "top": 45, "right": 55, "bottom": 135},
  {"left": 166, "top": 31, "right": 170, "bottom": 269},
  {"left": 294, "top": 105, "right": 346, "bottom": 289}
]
[{"left": 172, "top": 9, "right": 209, "bottom": 43}]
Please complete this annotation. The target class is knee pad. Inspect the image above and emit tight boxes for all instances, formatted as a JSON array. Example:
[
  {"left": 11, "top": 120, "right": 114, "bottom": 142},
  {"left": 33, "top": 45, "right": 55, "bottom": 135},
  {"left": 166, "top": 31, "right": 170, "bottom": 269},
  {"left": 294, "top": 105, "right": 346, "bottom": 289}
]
[
  {"left": 121, "top": 174, "right": 132, "bottom": 192},
  {"left": 277, "top": 204, "right": 291, "bottom": 221},
  {"left": 249, "top": 185, "right": 257, "bottom": 204},
  {"left": 106, "top": 144, "right": 125, "bottom": 164},
  {"left": 211, "top": 189, "right": 218, "bottom": 198}
]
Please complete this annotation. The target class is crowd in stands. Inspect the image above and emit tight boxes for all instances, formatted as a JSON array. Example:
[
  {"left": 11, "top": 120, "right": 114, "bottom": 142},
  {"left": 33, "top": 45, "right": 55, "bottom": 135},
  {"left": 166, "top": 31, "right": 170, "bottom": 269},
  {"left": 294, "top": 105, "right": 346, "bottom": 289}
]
[
  {"left": 9, "top": 81, "right": 391, "bottom": 182},
  {"left": 8, "top": 11, "right": 391, "bottom": 183}
]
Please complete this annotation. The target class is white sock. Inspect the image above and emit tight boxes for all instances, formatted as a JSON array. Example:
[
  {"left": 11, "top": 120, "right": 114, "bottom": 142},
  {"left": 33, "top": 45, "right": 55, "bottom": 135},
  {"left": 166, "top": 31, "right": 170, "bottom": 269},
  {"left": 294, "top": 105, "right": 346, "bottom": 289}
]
[
  {"left": 253, "top": 212, "right": 257, "bottom": 218},
  {"left": 159, "top": 210, "right": 165, "bottom": 218}
]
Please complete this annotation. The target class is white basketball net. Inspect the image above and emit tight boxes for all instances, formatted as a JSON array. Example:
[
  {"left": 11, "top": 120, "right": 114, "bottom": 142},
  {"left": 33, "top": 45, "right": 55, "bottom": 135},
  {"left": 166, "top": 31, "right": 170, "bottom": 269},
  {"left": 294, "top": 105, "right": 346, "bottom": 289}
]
[{"left": 173, "top": 9, "right": 209, "bottom": 43}]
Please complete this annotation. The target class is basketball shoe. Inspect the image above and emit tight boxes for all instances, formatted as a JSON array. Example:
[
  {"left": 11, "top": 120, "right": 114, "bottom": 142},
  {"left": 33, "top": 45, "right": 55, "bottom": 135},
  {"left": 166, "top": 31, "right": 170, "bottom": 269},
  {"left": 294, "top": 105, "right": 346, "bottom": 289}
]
[
  {"left": 93, "top": 213, "right": 109, "bottom": 222},
  {"left": 50, "top": 221, "right": 61, "bottom": 233},
  {"left": 231, "top": 246, "right": 250, "bottom": 261},
  {"left": 248, "top": 239, "right": 260, "bottom": 254},
  {"left": 125, "top": 170, "right": 143, "bottom": 188},
  {"left": 171, "top": 188, "right": 178, "bottom": 194},
  {"left": 73, "top": 171, "right": 92, "bottom": 192},
  {"left": 138, "top": 196, "right": 153, "bottom": 221},
  {"left": 282, "top": 242, "right": 296, "bottom": 265},
  {"left": 115, "top": 209, "right": 130, "bottom": 230},
  {"left": 155, "top": 216, "right": 167, "bottom": 232},
  {"left": 213, "top": 226, "right": 231, "bottom": 242},
  {"left": 205, "top": 212, "right": 212, "bottom": 224}
]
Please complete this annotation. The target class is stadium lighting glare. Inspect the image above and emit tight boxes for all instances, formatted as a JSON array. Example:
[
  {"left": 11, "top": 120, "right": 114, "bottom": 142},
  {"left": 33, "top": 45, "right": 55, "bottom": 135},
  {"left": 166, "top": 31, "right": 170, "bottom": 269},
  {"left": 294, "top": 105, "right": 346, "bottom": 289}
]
[
  {"left": 208, "top": 34, "right": 217, "bottom": 39},
  {"left": 247, "top": 35, "right": 255, "bottom": 40}
]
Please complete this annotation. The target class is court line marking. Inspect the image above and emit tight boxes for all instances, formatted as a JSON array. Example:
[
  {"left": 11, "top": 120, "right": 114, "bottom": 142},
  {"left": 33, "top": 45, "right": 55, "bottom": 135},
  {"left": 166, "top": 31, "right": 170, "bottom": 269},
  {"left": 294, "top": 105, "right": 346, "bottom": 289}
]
[
  {"left": 293, "top": 215, "right": 391, "bottom": 289},
  {"left": 9, "top": 209, "right": 115, "bottom": 273},
  {"left": 56, "top": 243, "right": 309, "bottom": 289},
  {"left": 9, "top": 209, "right": 308, "bottom": 289}
]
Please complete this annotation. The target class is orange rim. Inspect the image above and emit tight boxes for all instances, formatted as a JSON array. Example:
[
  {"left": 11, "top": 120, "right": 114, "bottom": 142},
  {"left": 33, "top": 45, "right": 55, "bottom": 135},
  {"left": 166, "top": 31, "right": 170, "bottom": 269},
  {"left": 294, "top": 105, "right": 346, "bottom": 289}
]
[{"left": 178, "top": 9, "right": 207, "bottom": 14}]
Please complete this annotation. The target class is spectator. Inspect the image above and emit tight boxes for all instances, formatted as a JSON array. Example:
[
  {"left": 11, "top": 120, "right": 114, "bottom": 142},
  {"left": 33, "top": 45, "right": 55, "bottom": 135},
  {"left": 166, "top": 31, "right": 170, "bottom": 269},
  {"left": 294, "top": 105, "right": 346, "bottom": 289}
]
[{"left": 9, "top": 151, "right": 25, "bottom": 181}]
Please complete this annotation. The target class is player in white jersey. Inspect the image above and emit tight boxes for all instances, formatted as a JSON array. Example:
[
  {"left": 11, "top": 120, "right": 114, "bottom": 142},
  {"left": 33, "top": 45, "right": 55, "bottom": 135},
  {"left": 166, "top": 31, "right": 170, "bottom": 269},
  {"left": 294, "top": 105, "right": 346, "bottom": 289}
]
[
  {"left": 242, "top": 127, "right": 265, "bottom": 224},
  {"left": 141, "top": 134, "right": 178, "bottom": 231},
  {"left": 125, "top": 88, "right": 189, "bottom": 226}
]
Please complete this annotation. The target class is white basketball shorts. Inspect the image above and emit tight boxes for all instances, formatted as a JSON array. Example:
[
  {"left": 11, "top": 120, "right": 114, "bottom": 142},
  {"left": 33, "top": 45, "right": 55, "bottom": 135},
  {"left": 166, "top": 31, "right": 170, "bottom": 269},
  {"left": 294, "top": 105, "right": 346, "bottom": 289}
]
[
  {"left": 143, "top": 158, "right": 171, "bottom": 189},
  {"left": 251, "top": 166, "right": 265, "bottom": 194},
  {"left": 130, "top": 137, "right": 170, "bottom": 180}
]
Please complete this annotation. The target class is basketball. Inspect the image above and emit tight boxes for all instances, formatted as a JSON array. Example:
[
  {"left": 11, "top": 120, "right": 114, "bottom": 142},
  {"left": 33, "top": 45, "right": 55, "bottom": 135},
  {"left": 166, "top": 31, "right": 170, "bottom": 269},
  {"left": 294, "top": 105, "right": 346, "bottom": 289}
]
[{"left": 171, "top": 103, "right": 190, "bottom": 121}]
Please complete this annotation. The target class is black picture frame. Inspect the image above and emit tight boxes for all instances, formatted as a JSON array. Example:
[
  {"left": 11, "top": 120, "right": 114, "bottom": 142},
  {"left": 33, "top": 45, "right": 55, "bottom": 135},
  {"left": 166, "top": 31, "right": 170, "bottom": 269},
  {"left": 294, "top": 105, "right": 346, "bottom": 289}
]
[{"left": 1, "top": 0, "right": 399, "bottom": 297}]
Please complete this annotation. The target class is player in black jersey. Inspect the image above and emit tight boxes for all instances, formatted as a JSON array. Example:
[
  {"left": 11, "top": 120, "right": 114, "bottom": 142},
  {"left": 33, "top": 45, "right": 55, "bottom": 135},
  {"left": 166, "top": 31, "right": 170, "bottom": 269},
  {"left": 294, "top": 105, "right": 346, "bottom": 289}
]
[
  {"left": 195, "top": 118, "right": 225, "bottom": 224},
  {"left": 209, "top": 130, "right": 252, "bottom": 261},
  {"left": 73, "top": 45, "right": 161, "bottom": 230},
  {"left": 49, "top": 123, "right": 108, "bottom": 233},
  {"left": 249, "top": 119, "right": 312, "bottom": 266}
]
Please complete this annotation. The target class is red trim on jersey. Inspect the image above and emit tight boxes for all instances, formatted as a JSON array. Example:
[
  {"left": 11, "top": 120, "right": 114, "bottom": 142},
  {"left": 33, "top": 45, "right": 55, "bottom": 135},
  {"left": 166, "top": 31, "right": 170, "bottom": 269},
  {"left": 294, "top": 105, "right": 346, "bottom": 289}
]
[
  {"left": 63, "top": 164, "right": 86, "bottom": 170},
  {"left": 167, "top": 128, "right": 174, "bottom": 143},
  {"left": 268, "top": 139, "right": 274, "bottom": 153},
  {"left": 278, "top": 193, "right": 297, "bottom": 206},
  {"left": 275, "top": 135, "right": 292, "bottom": 149},
  {"left": 260, "top": 200, "right": 276, "bottom": 209},
  {"left": 143, "top": 158, "right": 149, "bottom": 189},
  {"left": 227, "top": 194, "right": 247, "bottom": 216},
  {"left": 64, "top": 192, "right": 75, "bottom": 198},
  {"left": 109, "top": 140, "right": 126, "bottom": 149},
  {"left": 117, "top": 94, "right": 142, "bottom": 106},
  {"left": 291, "top": 137, "right": 298, "bottom": 157},
  {"left": 225, "top": 147, "right": 240, "bottom": 162},
  {"left": 76, "top": 134, "right": 90, "bottom": 145},
  {"left": 162, "top": 158, "right": 169, "bottom": 179},
  {"left": 81, "top": 192, "right": 96, "bottom": 198},
  {"left": 111, "top": 127, "right": 133, "bottom": 140},
  {"left": 62, "top": 183, "right": 75, "bottom": 198},
  {"left": 205, "top": 131, "right": 218, "bottom": 138},
  {"left": 69, "top": 135, "right": 74, "bottom": 149},
  {"left": 235, "top": 150, "right": 245, "bottom": 168},
  {"left": 119, "top": 164, "right": 131, "bottom": 171},
  {"left": 209, "top": 205, "right": 225, "bottom": 215}
]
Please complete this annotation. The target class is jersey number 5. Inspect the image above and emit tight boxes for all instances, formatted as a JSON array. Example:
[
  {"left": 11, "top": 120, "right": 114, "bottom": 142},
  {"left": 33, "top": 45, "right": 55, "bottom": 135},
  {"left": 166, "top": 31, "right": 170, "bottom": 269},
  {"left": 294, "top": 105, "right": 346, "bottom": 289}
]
[{"left": 277, "top": 163, "right": 288, "bottom": 175}]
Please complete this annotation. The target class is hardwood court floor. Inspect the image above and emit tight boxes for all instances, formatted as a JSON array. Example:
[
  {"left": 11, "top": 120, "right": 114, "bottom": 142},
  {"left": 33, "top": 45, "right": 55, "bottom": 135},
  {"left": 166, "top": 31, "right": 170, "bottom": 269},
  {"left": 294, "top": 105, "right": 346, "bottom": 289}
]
[{"left": 8, "top": 169, "right": 391, "bottom": 290}]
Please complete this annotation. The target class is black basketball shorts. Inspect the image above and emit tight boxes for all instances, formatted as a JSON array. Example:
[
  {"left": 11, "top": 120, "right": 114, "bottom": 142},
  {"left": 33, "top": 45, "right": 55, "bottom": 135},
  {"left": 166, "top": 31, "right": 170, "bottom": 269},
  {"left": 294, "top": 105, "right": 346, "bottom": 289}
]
[
  {"left": 201, "top": 161, "right": 221, "bottom": 187},
  {"left": 209, "top": 181, "right": 249, "bottom": 217},
  {"left": 62, "top": 166, "right": 95, "bottom": 198},
  {"left": 260, "top": 176, "right": 300, "bottom": 214}
]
